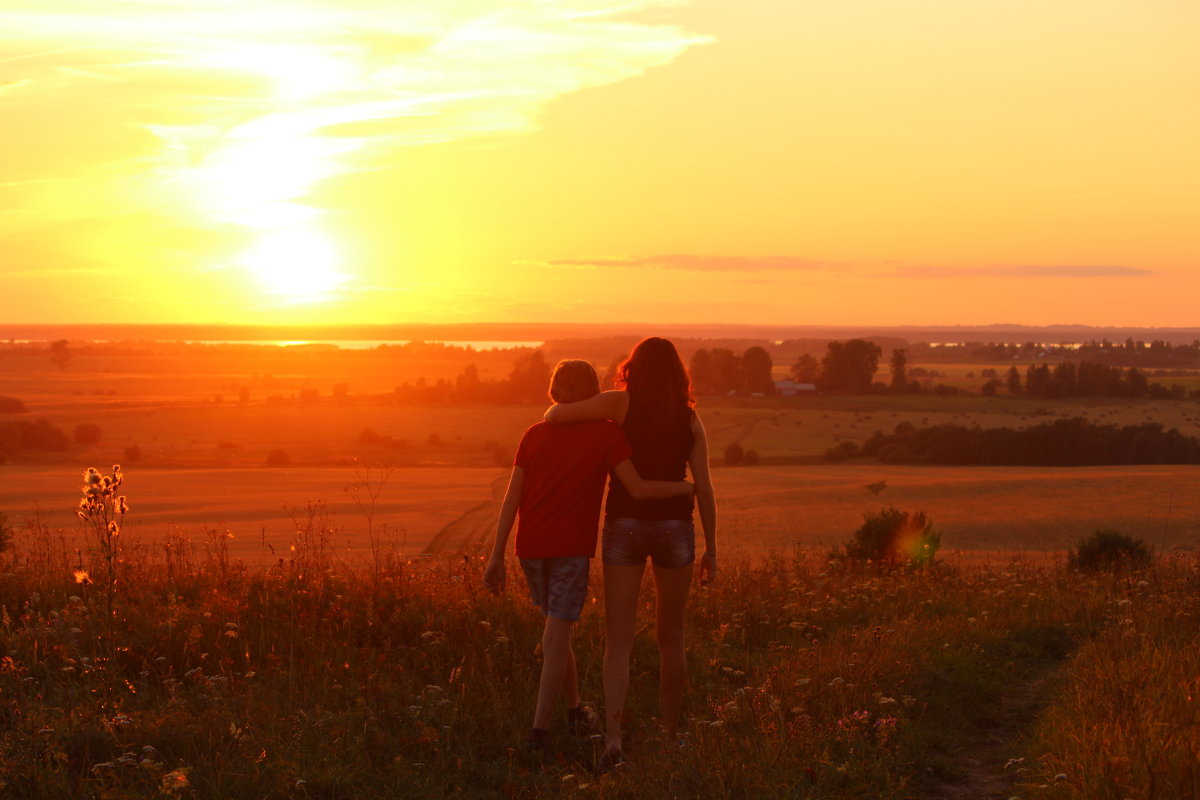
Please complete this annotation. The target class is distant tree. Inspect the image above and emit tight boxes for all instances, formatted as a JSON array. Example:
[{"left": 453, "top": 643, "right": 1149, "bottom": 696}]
[
  {"left": 889, "top": 348, "right": 908, "bottom": 392},
  {"left": 74, "top": 422, "right": 102, "bottom": 444},
  {"left": 981, "top": 378, "right": 1001, "bottom": 396},
  {"left": 1005, "top": 366, "right": 1023, "bottom": 394},
  {"left": 689, "top": 349, "right": 717, "bottom": 395},
  {"left": 789, "top": 353, "right": 820, "bottom": 384},
  {"left": 266, "top": 449, "right": 290, "bottom": 466},
  {"left": 506, "top": 350, "right": 551, "bottom": 403},
  {"left": 820, "top": 339, "right": 882, "bottom": 393},
  {"left": 1124, "top": 367, "right": 1148, "bottom": 397},
  {"left": 49, "top": 339, "right": 72, "bottom": 371},
  {"left": 1025, "top": 364, "right": 1051, "bottom": 395},
  {"left": 708, "top": 348, "right": 741, "bottom": 395},
  {"left": 455, "top": 363, "right": 484, "bottom": 401},
  {"left": 740, "top": 346, "right": 775, "bottom": 395},
  {"left": 332, "top": 383, "right": 349, "bottom": 403}
]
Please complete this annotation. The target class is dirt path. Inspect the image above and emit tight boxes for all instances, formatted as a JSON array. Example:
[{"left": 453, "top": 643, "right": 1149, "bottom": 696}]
[
  {"left": 421, "top": 474, "right": 508, "bottom": 555},
  {"left": 926, "top": 672, "right": 1054, "bottom": 800}
]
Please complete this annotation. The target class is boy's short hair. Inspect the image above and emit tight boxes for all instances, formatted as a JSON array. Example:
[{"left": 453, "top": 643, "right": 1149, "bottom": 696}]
[{"left": 549, "top": 359, "right": 601, "bottom": 404}]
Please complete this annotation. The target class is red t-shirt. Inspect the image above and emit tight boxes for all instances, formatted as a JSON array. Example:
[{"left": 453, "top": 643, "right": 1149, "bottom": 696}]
[{"left": 513, "top": 420, "right": 633, "bottom": 558}]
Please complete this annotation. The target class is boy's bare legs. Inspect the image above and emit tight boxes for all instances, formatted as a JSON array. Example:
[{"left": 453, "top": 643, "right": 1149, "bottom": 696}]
[
  {"left": 602, "top": 562, "right": 645, "bottom": 756},
  {"left": 533, "top": 615, "right": 575, "bottom": 731},
  {"left": 652, "top": 563, "right": 693, "bottom": 733},
  {"left": 561, "top": 634, "right": 580, "bottom": 710}
]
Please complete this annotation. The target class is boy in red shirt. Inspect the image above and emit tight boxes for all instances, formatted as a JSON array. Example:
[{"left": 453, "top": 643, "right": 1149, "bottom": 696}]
[{"left": 483, "top": 360, "right": 693, "bottom": 752}]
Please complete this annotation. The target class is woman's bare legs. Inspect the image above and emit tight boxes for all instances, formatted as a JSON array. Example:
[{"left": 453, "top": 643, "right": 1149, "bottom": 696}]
[
  {"left": 602, "top": 562, "right": 645, "bottom": 755},
  {"left": 652, "top": 563, "right": 694, "bottom": 732}
]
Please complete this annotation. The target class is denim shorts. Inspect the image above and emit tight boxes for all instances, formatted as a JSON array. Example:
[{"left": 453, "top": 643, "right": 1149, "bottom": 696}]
[
  {"left": 519, "top": 556, "right": 590, "bottom": 621},
  {"left": 602, "top": 517, "right": 695, "bottom": 568}
]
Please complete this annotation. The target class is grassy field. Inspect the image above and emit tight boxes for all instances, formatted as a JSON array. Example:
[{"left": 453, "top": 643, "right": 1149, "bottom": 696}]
[
  {"left": 4, "top": 463, "right": 1198, "bottom": 567},
  {"left": 0, "top": 501, "right": 1196, "bottom": 799},
  {"left": 3, "top": 350, "right": 1199, "bottom": 797}
]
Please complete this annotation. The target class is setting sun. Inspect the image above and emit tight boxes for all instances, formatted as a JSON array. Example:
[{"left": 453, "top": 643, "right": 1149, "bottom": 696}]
[{"left": 240, "top": 228, "right": 346, "bottom": 302}]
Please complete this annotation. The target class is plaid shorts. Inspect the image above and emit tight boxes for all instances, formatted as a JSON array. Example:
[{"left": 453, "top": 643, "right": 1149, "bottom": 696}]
[{"left": 519, "top": 556, "right": 590, "bottom": 622}]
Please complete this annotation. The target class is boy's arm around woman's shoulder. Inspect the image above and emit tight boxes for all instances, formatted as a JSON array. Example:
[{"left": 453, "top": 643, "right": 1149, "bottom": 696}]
[{"left": 544, "top": 390, "right": 628, "bottom": 424}]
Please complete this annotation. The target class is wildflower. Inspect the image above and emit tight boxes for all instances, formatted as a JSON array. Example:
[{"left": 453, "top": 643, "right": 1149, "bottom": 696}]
[
  {"left": 73, "top": 570, "right": 91, "bottom": 585},
  {"left": 160, "top": 767, "right": 190, "bottom": 795}
]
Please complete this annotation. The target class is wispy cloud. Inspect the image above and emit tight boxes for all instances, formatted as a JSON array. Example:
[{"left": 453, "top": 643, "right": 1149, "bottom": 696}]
[
  {"left": 0, "top": 1, "right": 709, "bottom": 276},
  {"left": 533, "top": 254, "right": 837, "bottom": 271},
  {"left": 896, "top": 264, "right": 1154, "bottom": 278}
]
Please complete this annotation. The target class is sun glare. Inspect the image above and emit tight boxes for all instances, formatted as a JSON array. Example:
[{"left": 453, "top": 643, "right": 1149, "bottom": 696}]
[{"left": 240, "top": 228, "right": 346, "bottom": 303}]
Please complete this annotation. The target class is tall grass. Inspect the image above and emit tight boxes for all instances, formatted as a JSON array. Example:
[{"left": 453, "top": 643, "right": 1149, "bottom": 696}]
[{"left": 0, "top": 501, "right": 1195, "bottom": 798}]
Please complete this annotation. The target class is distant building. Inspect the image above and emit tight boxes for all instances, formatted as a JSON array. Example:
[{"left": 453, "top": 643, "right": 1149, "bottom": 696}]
[{"left": 775, "top": 380, "right": 816, "bottom": 396}]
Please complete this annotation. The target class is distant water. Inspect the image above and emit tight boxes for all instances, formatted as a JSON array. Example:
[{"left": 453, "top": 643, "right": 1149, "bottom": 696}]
[{"left": 10, "top": 339, "right": 544, "bottom": 351}]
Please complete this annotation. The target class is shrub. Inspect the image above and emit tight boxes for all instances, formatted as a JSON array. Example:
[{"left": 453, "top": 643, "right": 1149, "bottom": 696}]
[
  {"left": 299, "top": 387, "right": 319, "bottom": 404},
  {"left": 0, "top": 512, "right": 11, "bottom": 554},
  {"left": 744, "top": 448, "right": 760, "bottom": 466},
  {"left": 836, "top": 507, "right": 939, "bottom": 567},
  {"left": 0, "top": 395, "right": 26, "bottom": 414},
  {"left": 0, "top": 419, "right": 70, "bottom": 455},
  {"left": 74, "top": 422, "right": 102, "bottom": 444},
  {"left": 823, "top": 441, "right": 858, "bottom": 462},
  {"left": 123, "top": 443, "right": 142, "bottom": 462},
  {"left": 266, "top": 449, "right": 291, "bottom": 467},
  {"left": 427, "top": 433, "right": 444, "bottom": 447},
  {"left": 724, "top": 442, "right": 744, "bottom": 466},
  {"left": 1069, "top": 529, "right": 1152, "bottom": 572}
]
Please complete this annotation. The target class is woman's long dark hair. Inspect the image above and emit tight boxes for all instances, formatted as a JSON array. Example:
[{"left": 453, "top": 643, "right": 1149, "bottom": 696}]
[{"left": 615, "top": 337, "right": 695, "bottom": 422}]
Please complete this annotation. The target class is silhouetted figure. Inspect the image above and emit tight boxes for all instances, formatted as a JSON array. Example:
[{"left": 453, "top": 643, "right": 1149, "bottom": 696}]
[
  {"left": 483, "top": 360, "right": 692, "bottom": 753},
  {"left": 545, "top": 337, "right": 717, "bottom": 768}
]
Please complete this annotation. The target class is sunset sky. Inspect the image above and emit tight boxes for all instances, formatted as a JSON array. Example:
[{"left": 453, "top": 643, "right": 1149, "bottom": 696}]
[{"left": 2, "top": 0, "right": 1197, "bottom": 327}]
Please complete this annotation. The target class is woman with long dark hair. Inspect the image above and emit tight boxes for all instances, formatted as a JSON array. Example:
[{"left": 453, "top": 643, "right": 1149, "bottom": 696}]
[{"left": 545, "top": 336, "right": 717, "bottom": 766}]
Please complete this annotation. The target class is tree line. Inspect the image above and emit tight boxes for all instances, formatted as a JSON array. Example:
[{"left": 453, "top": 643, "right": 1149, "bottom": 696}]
[
  {"left": 981, "top": 362, "right": 1196, "bottom": 400},
  {"left": 847, "top": 418, "right": 1200, "bottom": 466}
]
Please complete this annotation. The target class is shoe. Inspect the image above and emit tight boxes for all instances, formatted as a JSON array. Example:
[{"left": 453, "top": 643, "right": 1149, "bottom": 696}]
[
  {"left": 524, "top": 728, "right": 548, "bottom": 753},
  {"left": 596, "top": 747, "right": 626, "bottom": 774},
  {"left": 567, "top": 704, "right": 597, "bottom": 736}
]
